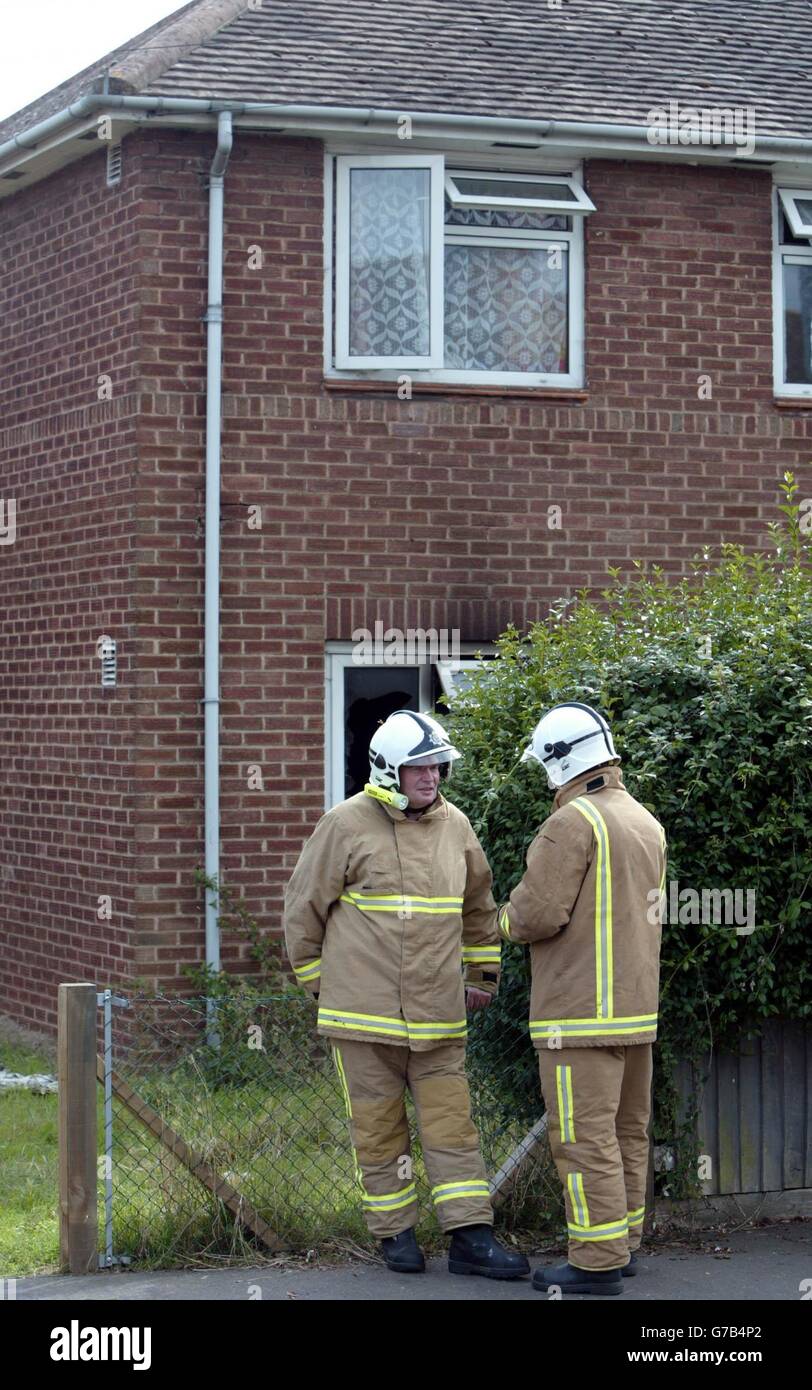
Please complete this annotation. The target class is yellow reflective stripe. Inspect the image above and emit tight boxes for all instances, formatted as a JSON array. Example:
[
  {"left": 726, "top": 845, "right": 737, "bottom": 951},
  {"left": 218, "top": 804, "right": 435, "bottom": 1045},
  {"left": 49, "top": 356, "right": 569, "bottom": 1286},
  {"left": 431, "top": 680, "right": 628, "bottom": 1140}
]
[
  {"left": 628, "top": 1205, "right": 645, "bottom": 1227},
  {"left": 461, "top": 946, "right": 501, "bottom": 959},
  {"left": 346, "top": 891, "right": 464, "bottom": 904},
  {"left": 344, "top": 891, "right": 463, "bottom": 905},
  {"left": 530, "top": 1014, "right": 657, "bottom": 1040},
  {"left": 407, "top": 1019, "right": 467, "bottom": 1039},
  {"left": 533, "top": 1014, "right": 658, "bottom": 1025},
  {"left": 293, "top": 958, "right": 321, "bottom": 979},
  {"left": 331, "top": 1044, "right": 366, "bottom": 1197},
  {"left": 432, "top": 1180, "right": 490, "bottom": 1194},
  {"left": 431, "top": 1180, "right": 491, "bottom": 1206},
  {"left": 319, "top": 1008, "right": 409, "bottom": 1037},
  {"left": 362, "top": 1184, "right": 417, "bottom": 1210},
  {"left": 323, "top": 1020, "right": 407, "bottom": 1036},
  {"left": 569, "top": 1217, "right": 628, "bottom": 1236},
  {"left": 567, "top": 1171, "right": 590, "bottom": 1228},
  {"left": 659, "top": 822, "right": 667, "bottom": 900},
  {"left": 364, "top": 1184, "right": 417, "bottom": 1202},
  {"left": 571, "top": 797, "right": 613, "bottom": 1019},
  {"left": 363, "top": 1195, "right": 416, "bottom": 1212},
  {"left": 408, "top": 1032, "right": 468, "bottom": 1040},
  {"left": 498, "top": 905, "right": 511, "bottom": 940},
  {"left": 321, "top": 1008, "right": 407, "bottom": 1025},
  {"left": 321, "top": 1009, "right": 467, "bottom": 1040},
  {"left": 556, "top": 1064, "right": 576, "bottom": 1143},
  {"left": 340, "top": 895, "right": 463, "bottom": 915},
  {"left": 408, "top": 1019, "right": 466, "bottom": 1030},
  {"left": 531, "top": 1025, "right": 656, "bottom": 1038},
  {"left": 568, "top": 1224, "right": 630, "bottom": 1242},
  {"left": 331, "top": 1044, "right": 353, "bottom": 1120}
]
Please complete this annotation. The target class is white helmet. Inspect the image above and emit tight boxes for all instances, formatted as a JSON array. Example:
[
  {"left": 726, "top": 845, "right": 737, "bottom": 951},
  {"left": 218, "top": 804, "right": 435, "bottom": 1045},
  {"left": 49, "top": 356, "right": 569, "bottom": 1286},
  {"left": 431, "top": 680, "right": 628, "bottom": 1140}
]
[
  {"left": 368, "top": 710, "right": 461, "bottom": 808},
  {"left": 522, "top": 701, "right": 618, "bottom": 789}
]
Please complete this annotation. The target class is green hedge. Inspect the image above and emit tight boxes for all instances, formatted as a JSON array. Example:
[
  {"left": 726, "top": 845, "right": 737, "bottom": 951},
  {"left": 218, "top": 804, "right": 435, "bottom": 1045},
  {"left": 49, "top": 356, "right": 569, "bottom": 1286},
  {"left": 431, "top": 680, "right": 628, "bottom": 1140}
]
[{"left": 442, "top": 476, "right": 812, "bottom": 1193}]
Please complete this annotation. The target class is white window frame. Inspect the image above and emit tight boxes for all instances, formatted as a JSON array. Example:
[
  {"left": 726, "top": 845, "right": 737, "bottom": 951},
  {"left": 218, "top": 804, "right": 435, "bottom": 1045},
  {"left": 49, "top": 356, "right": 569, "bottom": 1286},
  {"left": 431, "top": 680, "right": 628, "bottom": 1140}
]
[
  {"left": 435, "top": 654, "right": 499, "bottom": 701},
  {"left": 445, "top": 168, "right": 595, "bottom": 216},
  {"left": 324, "top": 643, "right": 496, "bottom": 809},
  {"left": 773, "top": 183, "right": 812, "bottom": 397},
  {"left": 334, "top": 153, "right": 445, "bottom": 370},
  {"left": 325, "top": 151, "right": 587, "bottom": 389},
  {"left": 324, "top": 648, "right": 434, "bottom": 809},
  {"left": 777, "top": 187, "right": 812, "bottom": 239}
]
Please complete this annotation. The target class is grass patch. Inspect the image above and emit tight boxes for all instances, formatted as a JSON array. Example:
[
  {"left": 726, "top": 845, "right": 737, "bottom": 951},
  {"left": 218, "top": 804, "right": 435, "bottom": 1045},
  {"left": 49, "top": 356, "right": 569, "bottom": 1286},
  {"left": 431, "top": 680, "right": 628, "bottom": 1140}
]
[
  {"left": 0, "top": 1008, "right": 562, "bottom": 1274},
  {"left": 0, "top": 1023, "right": 62, "bottom": 1276}
]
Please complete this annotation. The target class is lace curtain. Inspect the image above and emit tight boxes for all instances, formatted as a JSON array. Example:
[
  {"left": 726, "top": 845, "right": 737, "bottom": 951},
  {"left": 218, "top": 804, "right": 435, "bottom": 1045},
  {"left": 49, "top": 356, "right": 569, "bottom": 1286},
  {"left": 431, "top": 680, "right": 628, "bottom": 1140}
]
[
  {"left": 349, "top": 167, "right": 431, "bottom": 357},
  {"left": 445, "top": 244, "right": 568, "bottom": 373}
]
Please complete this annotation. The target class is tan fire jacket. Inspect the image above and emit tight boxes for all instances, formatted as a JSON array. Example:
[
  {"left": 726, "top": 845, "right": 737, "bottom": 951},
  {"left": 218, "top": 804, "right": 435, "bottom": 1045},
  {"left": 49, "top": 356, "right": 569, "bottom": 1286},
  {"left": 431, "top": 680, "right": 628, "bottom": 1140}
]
[
  {"left": 498, "top": 765, "right": 666, "bottom": 1048},
  {"left": 284, "top": 786, "right": 500, "bottom": 1050}
]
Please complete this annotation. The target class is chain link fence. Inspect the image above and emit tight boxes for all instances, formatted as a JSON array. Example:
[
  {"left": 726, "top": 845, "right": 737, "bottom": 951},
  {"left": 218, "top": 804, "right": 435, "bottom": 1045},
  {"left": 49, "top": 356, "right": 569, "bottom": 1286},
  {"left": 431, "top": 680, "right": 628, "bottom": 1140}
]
[{"left": 99, "top": 990, "right": 563, "bottom": 1267}]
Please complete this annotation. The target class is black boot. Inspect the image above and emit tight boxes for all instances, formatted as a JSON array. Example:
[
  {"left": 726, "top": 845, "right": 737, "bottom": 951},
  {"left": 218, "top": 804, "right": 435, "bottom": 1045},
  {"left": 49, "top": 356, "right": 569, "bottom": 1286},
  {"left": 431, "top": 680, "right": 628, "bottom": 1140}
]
[
  {"left": 380, "top": 1227, "right": 425, "bottom": 1273},
  {"left": 622, "top": 1253, "right": 638, "bottom": 1277},
  {"left": 448, "top": 1223, "right": 530, "bottom": 1280},
  {"left": 532, "top": 1260, "right": 623, "bottom": 1295}
]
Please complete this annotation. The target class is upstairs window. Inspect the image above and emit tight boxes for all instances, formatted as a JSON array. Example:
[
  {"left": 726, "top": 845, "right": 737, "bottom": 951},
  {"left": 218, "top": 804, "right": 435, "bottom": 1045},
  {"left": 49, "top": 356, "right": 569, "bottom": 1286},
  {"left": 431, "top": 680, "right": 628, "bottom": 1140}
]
[
  {"left": 774, "top": 187, "right": 812, "bottom": 395},
  {"left": 328, "top": 156, "right": 593, "bottom": 388}
]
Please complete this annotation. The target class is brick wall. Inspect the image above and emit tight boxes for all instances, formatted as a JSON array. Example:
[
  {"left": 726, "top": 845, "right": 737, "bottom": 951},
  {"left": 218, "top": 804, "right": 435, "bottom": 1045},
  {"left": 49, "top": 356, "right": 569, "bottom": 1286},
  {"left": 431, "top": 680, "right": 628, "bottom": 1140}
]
[
  {"left": 0, "top": 138, "right": 141, "bottom": 1036},
  {"left": 1, "top": 127, "right": 811, "bottom": 1033}
]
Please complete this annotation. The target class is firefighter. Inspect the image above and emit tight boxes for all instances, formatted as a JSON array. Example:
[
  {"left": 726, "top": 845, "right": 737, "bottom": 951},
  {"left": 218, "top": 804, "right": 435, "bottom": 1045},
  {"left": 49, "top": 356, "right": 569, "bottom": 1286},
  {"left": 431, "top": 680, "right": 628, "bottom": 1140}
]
[
  {"left": 284, "top": 709, "right": 529, "bottom": 1280},
  {"left": 498, "top": 702, "right": 666, "bottom": 1296}
]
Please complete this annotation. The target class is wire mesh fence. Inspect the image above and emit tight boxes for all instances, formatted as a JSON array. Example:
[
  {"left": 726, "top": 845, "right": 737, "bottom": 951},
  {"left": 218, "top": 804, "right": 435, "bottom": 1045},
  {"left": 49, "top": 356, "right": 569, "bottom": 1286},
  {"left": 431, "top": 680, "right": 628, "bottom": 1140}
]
[{"left": 100, "top": 990, "right": 564, "bottom": 1267}]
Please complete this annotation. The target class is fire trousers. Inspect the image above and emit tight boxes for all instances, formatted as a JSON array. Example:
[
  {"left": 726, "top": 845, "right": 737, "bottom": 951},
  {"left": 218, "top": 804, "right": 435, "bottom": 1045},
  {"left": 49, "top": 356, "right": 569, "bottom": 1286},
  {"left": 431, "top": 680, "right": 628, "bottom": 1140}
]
[
  {"left": 331, "top": 1040, "right": 494, "bottom": 1238},
  {"left": 537, "top": 1042, "right": 652, "bottom": 1271}
]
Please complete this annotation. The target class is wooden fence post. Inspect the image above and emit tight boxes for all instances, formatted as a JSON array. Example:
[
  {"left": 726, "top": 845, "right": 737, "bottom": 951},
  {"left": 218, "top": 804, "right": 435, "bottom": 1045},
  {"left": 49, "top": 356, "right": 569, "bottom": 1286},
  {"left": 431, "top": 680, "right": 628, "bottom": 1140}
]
[{"left": 58, "top": 983, "right": 98, "bottom": 1273}]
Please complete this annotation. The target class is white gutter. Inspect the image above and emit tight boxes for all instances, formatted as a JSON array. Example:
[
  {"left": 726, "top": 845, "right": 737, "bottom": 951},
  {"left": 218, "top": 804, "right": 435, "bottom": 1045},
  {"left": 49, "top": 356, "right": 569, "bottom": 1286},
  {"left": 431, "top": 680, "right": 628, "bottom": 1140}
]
[
  {"left": 203, "top": 110, "right": 232, "bottom": 1000},
  {"left": 4, "top": 93, "right": 812, "bottom": 168}
]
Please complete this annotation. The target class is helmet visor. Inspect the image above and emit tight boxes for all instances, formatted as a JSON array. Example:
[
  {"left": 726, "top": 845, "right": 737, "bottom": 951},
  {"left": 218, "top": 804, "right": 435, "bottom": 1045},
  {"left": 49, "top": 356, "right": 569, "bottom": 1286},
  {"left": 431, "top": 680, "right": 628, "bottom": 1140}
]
[{"left": 402, "top": 748, "right": 458, "bottom": 768}]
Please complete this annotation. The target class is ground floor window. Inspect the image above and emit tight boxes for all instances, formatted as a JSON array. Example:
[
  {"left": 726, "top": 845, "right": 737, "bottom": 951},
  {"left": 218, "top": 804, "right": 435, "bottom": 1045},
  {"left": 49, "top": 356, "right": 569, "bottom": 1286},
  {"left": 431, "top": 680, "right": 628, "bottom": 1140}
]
[{"left": 325, "top": 644, "right": 496, "bottom": 807}]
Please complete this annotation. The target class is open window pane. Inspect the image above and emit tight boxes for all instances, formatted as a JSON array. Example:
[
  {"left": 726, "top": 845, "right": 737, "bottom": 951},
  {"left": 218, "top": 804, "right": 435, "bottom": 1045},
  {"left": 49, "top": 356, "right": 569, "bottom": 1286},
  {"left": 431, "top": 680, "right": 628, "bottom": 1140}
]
[
  {"left": 781, "top": 210, "right": 812, "bottom": 248},
  {"left": 445, "top": 193, "right": 570, "bottom": 233},
  {"left": 445, "top": 243, "right": 569, "bottom": 373},
  {"left": 446, "top": 169, "right": 595, "bottom": 215},
  {"left": 784, "top": 260, "right": 812, "bottom": 384},
  {"left": 779, "top": 188, "right": 812, "bottom": 239},
  {"left": 335, "top": 155, "right": 444, "bottom": 368},
  {"left": 454, "top": 177, "right": 575, "bottom": 201},
  {"left": 436, "top": 658, "right": 498, "bottom": 702},
  {"left": 349, "top": 167, "right": 430, "bottom": 357}
]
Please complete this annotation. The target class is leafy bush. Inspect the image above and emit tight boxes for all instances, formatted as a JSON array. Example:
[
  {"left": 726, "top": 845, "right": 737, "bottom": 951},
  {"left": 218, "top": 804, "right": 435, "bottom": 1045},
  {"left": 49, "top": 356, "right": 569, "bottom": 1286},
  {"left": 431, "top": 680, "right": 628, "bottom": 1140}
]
[{"left": 442, "top": 476, "right": 812, "bottom": 1192}]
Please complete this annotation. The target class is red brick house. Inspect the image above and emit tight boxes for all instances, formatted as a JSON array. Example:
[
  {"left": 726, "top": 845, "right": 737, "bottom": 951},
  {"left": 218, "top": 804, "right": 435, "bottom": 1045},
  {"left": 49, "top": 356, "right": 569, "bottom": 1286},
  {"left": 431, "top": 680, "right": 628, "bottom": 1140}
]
[{"left": 2, "top": 0, "right": 812, "bottom": 1037}]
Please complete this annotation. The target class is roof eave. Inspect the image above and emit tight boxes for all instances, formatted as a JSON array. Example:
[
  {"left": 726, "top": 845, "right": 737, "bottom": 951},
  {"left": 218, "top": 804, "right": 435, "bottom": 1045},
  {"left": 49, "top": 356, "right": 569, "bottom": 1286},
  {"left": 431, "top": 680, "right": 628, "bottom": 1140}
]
[{"left": 3, "top": 93, "right": 812, "bottom": 197}]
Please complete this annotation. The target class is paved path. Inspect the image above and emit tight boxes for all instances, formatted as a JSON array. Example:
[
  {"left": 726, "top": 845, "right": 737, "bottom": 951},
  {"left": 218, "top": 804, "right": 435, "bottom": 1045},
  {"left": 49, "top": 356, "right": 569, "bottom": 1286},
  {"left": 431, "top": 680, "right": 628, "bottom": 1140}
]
[{"left": 13, "top": 1224, "right": 810, "bottom": 1300}]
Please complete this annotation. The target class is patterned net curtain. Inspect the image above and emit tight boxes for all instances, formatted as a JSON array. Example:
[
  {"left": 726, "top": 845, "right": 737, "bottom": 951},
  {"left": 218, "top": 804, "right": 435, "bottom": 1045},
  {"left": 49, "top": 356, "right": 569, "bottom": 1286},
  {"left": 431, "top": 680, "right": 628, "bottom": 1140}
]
[
  {"left": 445, "top": 244, "right": 569, "bottom": 373},
  {"left": 349, "top": 167, "right": 431, "bottom": 357},
  {"left": 445, "top": 194, "right": 569, "bottom": 372}
]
